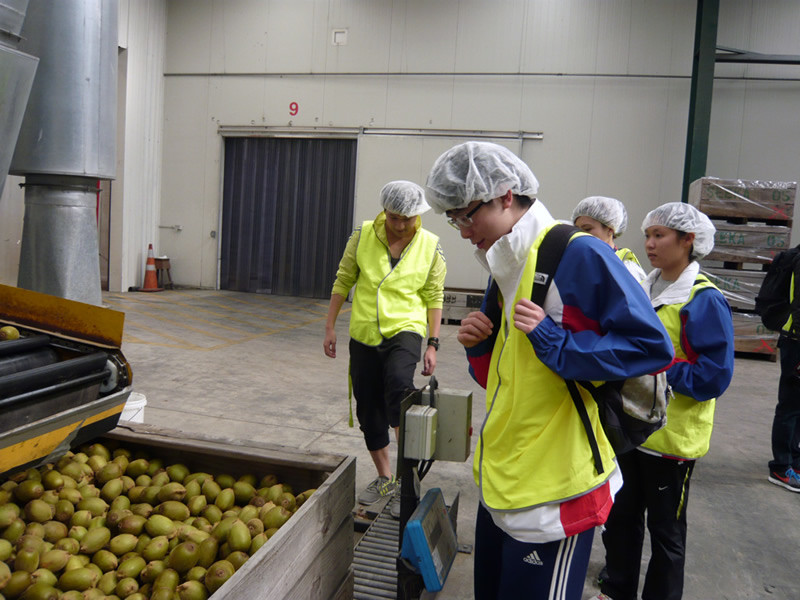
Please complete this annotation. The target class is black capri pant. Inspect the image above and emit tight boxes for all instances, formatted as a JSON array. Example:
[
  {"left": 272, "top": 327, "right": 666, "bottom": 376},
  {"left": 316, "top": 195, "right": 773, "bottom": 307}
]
[{"left": 349, "top": 332, "right": 421, "bottom": 451}]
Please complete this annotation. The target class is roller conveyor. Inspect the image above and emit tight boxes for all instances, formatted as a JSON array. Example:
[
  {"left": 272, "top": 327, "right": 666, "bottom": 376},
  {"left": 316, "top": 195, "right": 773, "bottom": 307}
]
[{"left": 0, "top": 283, "right": 134, "bottom": 476}]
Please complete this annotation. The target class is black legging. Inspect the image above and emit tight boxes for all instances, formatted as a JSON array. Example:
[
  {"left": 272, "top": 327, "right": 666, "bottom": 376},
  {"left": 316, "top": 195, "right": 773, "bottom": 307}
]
[
  {"left": 349, "top": 332, "right": 421, "bottom": 451},
  {"left": 600, "top": 450, "right": 695, "bottom": 600}
]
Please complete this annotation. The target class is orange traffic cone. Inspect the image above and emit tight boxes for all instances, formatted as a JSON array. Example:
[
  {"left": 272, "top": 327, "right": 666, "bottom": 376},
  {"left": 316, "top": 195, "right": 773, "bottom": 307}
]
[{"left": 140, "top": 243, "right": 163, "bottom": 292}]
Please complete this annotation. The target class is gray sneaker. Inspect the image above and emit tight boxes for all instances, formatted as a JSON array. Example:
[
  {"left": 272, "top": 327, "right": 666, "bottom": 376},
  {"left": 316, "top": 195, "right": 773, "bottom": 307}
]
[
  {"left": 389, "top": 483, "right": 402, "bottom": 519},
  {"left": 358, "top": 475, "right": 397, "bottom": 504}
]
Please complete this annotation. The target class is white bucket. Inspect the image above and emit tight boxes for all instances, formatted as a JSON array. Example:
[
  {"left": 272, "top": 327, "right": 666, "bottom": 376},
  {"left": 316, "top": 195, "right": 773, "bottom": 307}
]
[{"left": 120, "top": 392, "right": 147, "bottom": 423}]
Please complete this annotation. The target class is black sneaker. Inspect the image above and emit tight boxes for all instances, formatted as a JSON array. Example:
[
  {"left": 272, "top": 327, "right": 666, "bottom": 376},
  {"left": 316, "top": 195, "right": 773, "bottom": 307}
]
[
  {"left": 768, "top": 467, "right": 800, "bottom": 492},
  {"left": 358, "top": 475, "right": 397, "bottom": 504}
]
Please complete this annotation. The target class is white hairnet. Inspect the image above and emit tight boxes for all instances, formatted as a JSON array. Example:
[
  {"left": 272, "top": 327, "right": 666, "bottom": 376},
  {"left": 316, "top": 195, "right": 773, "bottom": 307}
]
[
  {"left": 641, "top": 202, "right": 716, "bottom": 259},
  {"left": 380, "top": 181, "right": 430, "bottom": 217},
  {"left": 425, "top": 141, "right": 539, "bottom": 213},
  {"left": 572, "top": 196, "right": 628, "bottom": 237}
]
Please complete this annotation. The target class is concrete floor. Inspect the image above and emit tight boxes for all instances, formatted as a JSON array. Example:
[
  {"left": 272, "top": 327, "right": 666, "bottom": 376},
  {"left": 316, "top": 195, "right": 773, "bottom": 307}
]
[{"left": 105, "top": 288, "right": 798, "bottom": 600}]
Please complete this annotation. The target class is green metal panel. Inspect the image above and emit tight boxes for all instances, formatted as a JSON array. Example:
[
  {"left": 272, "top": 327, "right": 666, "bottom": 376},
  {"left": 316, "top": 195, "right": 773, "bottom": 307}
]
[{"left": 681, "top": 0, "right": 719, "bottom": 203}]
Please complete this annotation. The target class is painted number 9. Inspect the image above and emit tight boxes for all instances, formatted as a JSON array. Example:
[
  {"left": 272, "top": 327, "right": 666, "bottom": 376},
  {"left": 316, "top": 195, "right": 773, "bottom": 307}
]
[{"left": 289, "top": 102, "right": 299, "bottom": 116}]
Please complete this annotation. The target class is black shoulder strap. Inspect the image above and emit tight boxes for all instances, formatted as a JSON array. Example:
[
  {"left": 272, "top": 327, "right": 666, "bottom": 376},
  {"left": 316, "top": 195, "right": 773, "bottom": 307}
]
[
  {"left": 566, "top": 380, "right": 604, "bottom": 474},
  {"left": 530, "top": 224, "right": 580, "bottom": 305},
  {"left": 531, "top": 224, "right": 606, "bottom": 475}
]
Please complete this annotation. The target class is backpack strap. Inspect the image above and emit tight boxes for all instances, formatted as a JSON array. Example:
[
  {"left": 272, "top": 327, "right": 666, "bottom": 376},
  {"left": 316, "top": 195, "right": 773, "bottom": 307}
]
[
  {"left": 530, "top": 224, "right": 580, "bottom": 305},
  {"left": 529, "top": 225, "right": 607, "bottom": 473},
  {"left": 566, "top": 380, "right": 605, "bottom": 474}
]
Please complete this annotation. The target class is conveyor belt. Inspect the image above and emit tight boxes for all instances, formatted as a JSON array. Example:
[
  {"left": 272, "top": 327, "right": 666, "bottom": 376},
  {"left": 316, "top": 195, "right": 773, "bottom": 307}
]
[{"left": 353, "top": 503, "right": 400, "bottom": 600}]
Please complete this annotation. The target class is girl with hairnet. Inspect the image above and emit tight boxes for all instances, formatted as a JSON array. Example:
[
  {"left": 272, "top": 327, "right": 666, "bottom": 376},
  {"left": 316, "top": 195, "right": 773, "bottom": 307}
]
[
  {"left": 595, "top": 202, "right": 735, "bottom": 600},
  {"left": 572, "top": 196, "right": 646, "bottom": 281},
  {"left": 323, "top": 181, "right": 446, "bottom": 516},
  {"left": 425, "top": 142, "right": 674, "bottom": 600}
]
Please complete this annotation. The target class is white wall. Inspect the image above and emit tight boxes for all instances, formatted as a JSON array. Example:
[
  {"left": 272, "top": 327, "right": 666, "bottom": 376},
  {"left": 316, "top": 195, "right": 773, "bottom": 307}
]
[
  {"left": 116, "top": 0, "right": 167, "bottom": 292},
  {"left": 2, "top": 0, "right": 799, "bottom": 292},
  {"left": 158, "top": 0, "right": 800, "bottom": 291}
]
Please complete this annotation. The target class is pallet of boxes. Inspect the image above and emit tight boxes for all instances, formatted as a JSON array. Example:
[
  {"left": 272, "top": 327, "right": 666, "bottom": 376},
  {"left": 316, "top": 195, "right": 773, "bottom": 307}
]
[{"left": 689, "top": 177, "right": 797, "bottom": 361}]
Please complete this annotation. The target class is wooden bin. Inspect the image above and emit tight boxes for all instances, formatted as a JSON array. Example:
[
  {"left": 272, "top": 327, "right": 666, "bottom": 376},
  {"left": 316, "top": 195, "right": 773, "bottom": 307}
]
[
  {"left": 701, "top": 267, "right": 765, "bottom": 311},
  {"left": 705, "top": 221, "right": 791, "bottom": 265},
  {"left": 688, "top": 177, "right": 796, "bottom": 222},
  {"left": 102, "top": 423, "right": 355, "bottom": 600},
  {"left": 731, "top": 311, "right": 779, "bottom": 358}
]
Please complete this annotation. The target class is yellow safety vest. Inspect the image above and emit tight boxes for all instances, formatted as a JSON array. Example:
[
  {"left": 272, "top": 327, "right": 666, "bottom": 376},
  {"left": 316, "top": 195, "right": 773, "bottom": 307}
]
[
  {"left": 349, "top": 220, "right": 439, "bottom": 346},
  {"left": 477, "top": 223, "right": 615, "bottom": 510},
  {"left": 615, "top": 247, "right": 643, "bottom": 268},
  {"left": 642, "top": 275, "right": 718, "bottom": 459},
  {"left": 782, "top": 273, "right": 796, "bottom": 334}
]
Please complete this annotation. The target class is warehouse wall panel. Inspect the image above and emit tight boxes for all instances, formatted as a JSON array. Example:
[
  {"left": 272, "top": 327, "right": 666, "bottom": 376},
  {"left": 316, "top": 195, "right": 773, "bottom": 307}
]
[{"left": 152, "top": 0, "right": 800, "bottom": 291}]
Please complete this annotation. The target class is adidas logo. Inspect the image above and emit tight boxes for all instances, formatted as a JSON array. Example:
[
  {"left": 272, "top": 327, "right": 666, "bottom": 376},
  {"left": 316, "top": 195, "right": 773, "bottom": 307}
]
[{"left": 523, "top": 550, "right": 544, "bottom": 566}]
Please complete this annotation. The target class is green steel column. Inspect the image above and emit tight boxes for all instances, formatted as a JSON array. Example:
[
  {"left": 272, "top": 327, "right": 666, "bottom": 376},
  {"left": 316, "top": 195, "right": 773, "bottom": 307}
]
[{"left": 682, "top": 0, "right": 719, "bottom": 203}]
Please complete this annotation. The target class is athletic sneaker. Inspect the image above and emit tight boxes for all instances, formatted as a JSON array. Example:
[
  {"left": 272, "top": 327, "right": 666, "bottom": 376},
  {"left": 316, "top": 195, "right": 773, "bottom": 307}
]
[
  {"left": 768, "top": 467, "right": 800, "bottom": 492},
  {"left": 389, "top": 483, "right": 402, "bottom": 519},
  {"left": 358, "top": 475, "right": 397, "bottom": 504}
]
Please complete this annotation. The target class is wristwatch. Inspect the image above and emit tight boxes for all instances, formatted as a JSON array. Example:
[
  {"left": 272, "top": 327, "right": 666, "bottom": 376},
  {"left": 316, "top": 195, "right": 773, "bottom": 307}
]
[{"left": 427, "top": 337, "right": 439, "bottom": 351}]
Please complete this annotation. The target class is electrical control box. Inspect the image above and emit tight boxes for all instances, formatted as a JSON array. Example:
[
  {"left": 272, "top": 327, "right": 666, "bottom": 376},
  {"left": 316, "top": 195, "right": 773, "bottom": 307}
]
[
  {"left": 404, "top": 405, "right": 438, "bottom": 460},
  {"left": 431, "top": 388, "right": 472, "bottom": 462}
]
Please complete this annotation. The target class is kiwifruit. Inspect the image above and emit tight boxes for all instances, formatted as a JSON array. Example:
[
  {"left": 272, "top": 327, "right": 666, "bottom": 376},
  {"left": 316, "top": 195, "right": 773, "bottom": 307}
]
[
  {"left": 204, "top": 559, "right": 235, "bottom": 593},
  {"left": 57, "top": 567, "right": 97, "bottom": 591}
]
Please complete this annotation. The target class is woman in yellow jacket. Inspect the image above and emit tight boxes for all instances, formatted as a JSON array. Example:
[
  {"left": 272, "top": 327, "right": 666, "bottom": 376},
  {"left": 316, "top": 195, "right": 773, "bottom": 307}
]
[
  {"left": 595, "top": 202, "right": 735, "bottom": 600},
  {"left": 572, "top": 195, "right": 646, "bottom": 282},
  {"left": 323, "top": 181, "right": 446, "bottom": 508}
]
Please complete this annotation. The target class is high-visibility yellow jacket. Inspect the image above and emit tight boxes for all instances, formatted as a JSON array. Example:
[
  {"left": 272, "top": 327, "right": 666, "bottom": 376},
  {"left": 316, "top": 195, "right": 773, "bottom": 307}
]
[
  {"left": 642, "top": 273, "right": 733, "bottom": 459},
  {"left": 343, "top": 214, "right": 444, "bottom": 346}
]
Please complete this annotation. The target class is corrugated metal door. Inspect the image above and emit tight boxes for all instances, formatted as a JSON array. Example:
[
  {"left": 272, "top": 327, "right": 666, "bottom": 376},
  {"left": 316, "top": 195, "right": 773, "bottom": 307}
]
[{"left": 220, "top": 137, "right": 356, "bottom": 298}]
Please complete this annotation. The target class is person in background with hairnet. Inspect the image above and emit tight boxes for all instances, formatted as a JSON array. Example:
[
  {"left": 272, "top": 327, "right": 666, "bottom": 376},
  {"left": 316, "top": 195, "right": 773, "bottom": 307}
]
[
  {"left": 594, "top": 202, "right": 734, "bottom": 600},
  {"left": 425, "top": 141, "right": 673, "bottom": 600},
  {"left": 572, "top": 195, "right": 647, "bottom": 281},
  {"left": 323, "top": 180, "right": 446, "bottom": 517}
]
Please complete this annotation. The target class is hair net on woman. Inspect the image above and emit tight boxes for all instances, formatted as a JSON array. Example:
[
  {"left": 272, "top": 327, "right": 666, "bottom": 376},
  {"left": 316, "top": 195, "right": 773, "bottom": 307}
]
[
  {"left": 641, "top": 202, "right": 716, "bottom": 259},
  {"left": 572, "top": 196, "right": 628, "bottom": 237},
  {"left": 425, "top": 141, "right": 539, "bottom": 213},
  {"left": 380, "top": 181, "right": 431, "bottom": 217}
]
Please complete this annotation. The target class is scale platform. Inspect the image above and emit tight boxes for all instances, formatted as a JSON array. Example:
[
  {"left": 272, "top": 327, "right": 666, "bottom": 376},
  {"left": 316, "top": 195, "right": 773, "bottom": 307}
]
[
  {"left": 353, "top": 488, "right": 460, "bottom": 599},
  {"left": 400, "top": 488, "right": 458, "bottom": 592}
]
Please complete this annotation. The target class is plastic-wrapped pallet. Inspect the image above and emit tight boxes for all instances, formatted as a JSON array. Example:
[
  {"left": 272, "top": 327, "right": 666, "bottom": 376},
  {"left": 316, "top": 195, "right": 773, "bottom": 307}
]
[{"left": 689, "top": 177, "right": 796, "bottom": 360}]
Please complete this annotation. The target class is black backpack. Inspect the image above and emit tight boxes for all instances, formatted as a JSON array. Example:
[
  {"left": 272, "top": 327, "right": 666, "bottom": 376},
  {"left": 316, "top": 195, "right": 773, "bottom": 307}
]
[
  {"left": 755, "top": 245, "right": 800, "bottom": 332},
  {"left": 531, "top": 224, "right": 670, "bottom": 475}
]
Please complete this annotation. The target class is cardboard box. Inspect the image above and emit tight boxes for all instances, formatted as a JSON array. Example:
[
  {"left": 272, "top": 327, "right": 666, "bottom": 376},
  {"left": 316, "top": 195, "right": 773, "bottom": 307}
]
[{"left": 689, "top": 177, "right": 796, "bottom": 221}]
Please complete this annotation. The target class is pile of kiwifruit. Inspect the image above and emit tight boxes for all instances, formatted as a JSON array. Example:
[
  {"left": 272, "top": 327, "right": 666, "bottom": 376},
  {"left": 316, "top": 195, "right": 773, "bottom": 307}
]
[{"left": 0, "top": 441, "right": 316, "bottom": 600}]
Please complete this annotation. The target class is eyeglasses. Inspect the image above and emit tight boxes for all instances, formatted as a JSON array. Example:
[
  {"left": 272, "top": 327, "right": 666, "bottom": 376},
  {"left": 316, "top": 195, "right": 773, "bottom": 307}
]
[{"left": 447, "top": 202, "right": 486, "bottom": 230}]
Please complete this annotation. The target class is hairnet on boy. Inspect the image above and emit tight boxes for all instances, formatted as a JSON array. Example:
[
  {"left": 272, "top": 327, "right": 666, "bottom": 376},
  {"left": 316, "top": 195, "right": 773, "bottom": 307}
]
[
  {"left": 425, "top": 141, "right": 539, "bottom": 213},
  {"left": 380, "top": 181, "right": 431, "bottom": 217},
  {"left": 641, "top": 202, "right": 716, "bottom": 259},
  {"left": 572, "top": 196, "right": 628, "bottom": 237}
]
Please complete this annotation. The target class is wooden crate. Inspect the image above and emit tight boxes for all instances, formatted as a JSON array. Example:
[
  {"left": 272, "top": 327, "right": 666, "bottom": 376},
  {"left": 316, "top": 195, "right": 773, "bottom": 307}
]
[
  {"left": 705, "top": 221, "right": 791, "bottom": 265},
  {"left": 102, "top": 423, "right": 355, "bottom": 600},
  {"left": 701, "top": 267, "right": 765, "bottom": 311},
  {"left": 689, "top": 177, "right": 796, "bottom": 222},
  {"left": 731, "top": 310, "right": 778, "bottom": 358}
]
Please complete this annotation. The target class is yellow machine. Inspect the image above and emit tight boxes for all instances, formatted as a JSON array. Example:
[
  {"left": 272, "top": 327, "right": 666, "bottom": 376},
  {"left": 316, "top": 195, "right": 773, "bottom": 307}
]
[{"left": 0, "top": 284, "right": 133, "bottom": 475}]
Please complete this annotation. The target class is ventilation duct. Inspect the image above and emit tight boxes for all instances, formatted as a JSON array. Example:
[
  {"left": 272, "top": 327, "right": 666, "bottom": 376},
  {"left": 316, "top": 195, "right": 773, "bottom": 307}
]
[
  {"left": 9, "top": 0, "right": 117, "bottom": 306},
  {"left": 0, "top": 0, "right": 38, "bottom": 196}
]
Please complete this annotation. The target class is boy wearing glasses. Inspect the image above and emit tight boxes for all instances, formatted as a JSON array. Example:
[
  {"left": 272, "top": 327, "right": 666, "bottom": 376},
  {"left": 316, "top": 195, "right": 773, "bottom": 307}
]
[
  {"left": 324, "top": 180, "right": 446, "bottom": 514},
  {"left": 425, "top": 142, "right": 673, "bottom": 600}
]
